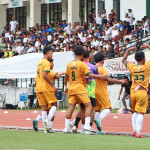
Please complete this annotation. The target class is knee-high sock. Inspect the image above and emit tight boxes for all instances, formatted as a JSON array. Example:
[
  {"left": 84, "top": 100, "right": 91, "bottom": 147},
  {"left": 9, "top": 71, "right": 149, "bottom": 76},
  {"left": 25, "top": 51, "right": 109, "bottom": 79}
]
[
  {"left": 132, "top": 112, "right": 137, "bottom": 132},
  {"left": 99, "top": 109, "right": 110, "bottom": 122},
  {"left": 95, "top": 112, "right": 100, "bottom": 119},
  {"left": 42, "top": 111, "right": 47, "bottom": 128},
  {"left": 85, "top": 117, "right": 91, "bottom": 127},
  {"left": 65, "top": 119, "right": 70, "bottom": 130},
  {"left": 36, "top": 114, "right": 42, "bottom": 122},
  {"left": 47, "top": 106, "right": 57, "bottom": 122},
  {"left": 136, "top": 114, "right": 143, "bottom": 134}
]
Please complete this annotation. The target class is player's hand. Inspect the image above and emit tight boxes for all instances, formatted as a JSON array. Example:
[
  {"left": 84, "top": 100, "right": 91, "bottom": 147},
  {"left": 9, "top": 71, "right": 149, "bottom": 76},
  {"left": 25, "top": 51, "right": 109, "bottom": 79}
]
[
  {"left": 120, "top": 79, "right": 126, "bottom": 84},
  {"left": 125, "top": 95, "right": 130, "bottom": 99},
  {"left": 60, "top": 72, "right": 65, "bottom": 76},
  {"left": 118, "top": 96, "right": 120, "bottom": 100},
  {"left": 53, "top": 86, "right": 58, "bottom": 94},
  {"left": 64, "top": 88, "right": 68, "bottom": 94}
]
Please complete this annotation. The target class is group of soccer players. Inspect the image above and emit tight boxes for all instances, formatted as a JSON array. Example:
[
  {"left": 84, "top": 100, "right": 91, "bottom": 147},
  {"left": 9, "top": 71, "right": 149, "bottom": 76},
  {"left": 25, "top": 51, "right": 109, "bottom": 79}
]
[{"left": 34, "top": 43, "right": 150, "bottom": 138}]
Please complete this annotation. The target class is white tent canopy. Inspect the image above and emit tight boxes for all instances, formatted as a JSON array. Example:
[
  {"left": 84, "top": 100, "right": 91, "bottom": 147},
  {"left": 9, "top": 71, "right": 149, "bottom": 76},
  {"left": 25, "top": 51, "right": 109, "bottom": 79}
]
[
  {"left": 0, "top": 50, "right": 150, "bottom": 78},
  {"left": 0, "top": 52, "right": 74, "bottom": 79}
]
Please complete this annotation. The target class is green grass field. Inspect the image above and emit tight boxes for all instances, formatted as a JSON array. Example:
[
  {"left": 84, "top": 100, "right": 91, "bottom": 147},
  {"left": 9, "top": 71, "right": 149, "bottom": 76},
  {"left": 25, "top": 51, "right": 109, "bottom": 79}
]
[{"left": 0, "top": 130, "right": 149, "bottom": 150}]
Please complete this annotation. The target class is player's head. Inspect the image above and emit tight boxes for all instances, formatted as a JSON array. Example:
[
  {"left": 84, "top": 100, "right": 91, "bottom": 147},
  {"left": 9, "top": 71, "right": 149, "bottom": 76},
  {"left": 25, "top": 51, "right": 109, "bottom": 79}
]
[
  {"left": 43, "top": 46, "right": 53, "bottom": 60},
  {"left": 83, "top": 50, "right": 90, "bottom": 60},
  {"left": 49, "top": 58, "right": 54, "bottom": 70},
  {"left": 135, "top": 51, "right": 145, "bottom": 64},
  {"left": 94, "top": 52, "right": 105, "bottom": 64},
  {"left": 74, "top": 45, "right": 85, "bottom": 57}
]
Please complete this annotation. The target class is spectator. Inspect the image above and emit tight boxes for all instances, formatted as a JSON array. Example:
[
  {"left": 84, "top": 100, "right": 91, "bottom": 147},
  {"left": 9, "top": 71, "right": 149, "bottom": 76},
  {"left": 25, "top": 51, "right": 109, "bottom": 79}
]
[
  {"left": 9, "top": 17, "right": 18, "bottom": 35},
  {"left": 96, "top": 13, "right": 103, "bottom": 31},
  {"left": 102, "top": 9, "right": 107, "bottom": 26},
  {"left": 64, "top": 23, "right": 71, "bottom": 35},
  {"left": 88, "top": 10, "right": 95, "bottom": 30},
  {"left": 62, "top": 20, "right": 68, "bottom": 29},
  {"left": 27, "top": 43, "right": 36, "bottom": 53}
]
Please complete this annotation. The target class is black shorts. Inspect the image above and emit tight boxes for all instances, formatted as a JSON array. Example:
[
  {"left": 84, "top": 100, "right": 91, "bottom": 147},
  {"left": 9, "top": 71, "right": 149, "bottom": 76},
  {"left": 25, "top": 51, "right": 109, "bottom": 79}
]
[{"left": 80, "top": 97, "right": 97, "bottom": 108}]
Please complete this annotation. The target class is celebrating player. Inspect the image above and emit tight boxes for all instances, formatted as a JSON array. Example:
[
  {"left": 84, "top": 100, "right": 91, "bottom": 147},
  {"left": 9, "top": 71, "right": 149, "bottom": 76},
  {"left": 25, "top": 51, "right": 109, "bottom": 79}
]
[
  {"left": 122, "top": 46, "right": 150, "bottom": 138},
  {"left": 36, "top": 47, "right": 58, "bottom": 133},
  {"left": 94, "top": 53, "right": 125, "bottom": 134},
  {"left": 71, "top": 50, "right": 98, "bottom": 133},
  {"left": 33, "top": 58, "right": 64, "bottom": 132},
  {"left": 63, "top": 45, "right": 108, "bottom": 134}
]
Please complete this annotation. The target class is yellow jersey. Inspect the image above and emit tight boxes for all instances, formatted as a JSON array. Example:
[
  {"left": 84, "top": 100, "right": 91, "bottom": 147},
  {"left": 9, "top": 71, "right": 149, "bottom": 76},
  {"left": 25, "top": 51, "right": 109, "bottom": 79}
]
[
  {"left": 95, "top": 66, "right": 109, "bottom": 96},
  {"left": 36, "top": 59, "right": 53, "bottom": 92},
  {"left": 65, "top": 60, "right": 91, "bottom": 95},
  {"left": 8, "top": 51, "right": 13, "bottom": 57},
  {"left": 127, "top": 61, "right": 150, "bottom": 93}
]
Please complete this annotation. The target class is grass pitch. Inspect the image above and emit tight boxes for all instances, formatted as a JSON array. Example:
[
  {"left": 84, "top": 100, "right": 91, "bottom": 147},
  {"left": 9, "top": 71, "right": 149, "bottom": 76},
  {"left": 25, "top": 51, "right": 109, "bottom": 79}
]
[{"left": 0, "top": 130, "right": 149, "bottom": 150}]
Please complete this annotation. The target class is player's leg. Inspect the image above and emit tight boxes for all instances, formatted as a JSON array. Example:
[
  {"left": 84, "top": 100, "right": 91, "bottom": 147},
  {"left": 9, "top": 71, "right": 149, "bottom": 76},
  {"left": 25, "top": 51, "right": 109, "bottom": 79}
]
[
  {"left": 90, "top": 98, "right": 97, "bottom": 127},
  {"left": 135, "top": 90, "right": 148, "bottom": 138},
  {"left": 72, "top": 106, "right": 85, "bottom": 133},
  {"left": 64, "top": 95, "right": 77, "bottom": 133},
  {"left": 37, "top": 92, "right": 48, "bottom": 132},
  {"left": 77, "top": 94, "right": 94, "bottom": 134}
]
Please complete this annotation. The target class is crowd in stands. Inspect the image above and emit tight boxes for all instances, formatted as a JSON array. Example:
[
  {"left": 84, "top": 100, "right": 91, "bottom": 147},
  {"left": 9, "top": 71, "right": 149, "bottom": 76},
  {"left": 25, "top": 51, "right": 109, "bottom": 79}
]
[{"left": 0, "top": 9, "right": 149, "bottom": 60}]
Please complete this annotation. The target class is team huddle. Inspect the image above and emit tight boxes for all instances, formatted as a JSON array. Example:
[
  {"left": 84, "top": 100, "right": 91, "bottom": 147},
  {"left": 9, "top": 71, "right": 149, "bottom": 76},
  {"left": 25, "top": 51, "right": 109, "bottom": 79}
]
[{"left": 33, "top": 43, "right": 150, "bottom": 137}]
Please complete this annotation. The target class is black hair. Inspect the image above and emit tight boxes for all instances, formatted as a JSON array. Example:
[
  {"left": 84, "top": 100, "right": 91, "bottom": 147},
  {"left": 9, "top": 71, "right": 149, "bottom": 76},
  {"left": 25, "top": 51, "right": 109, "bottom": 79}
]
[
  {"left": 94, "top": 52, "right": 105, "bottom": 63},
  {"left": 43, "top": 46, "right": 53, "bottom": 55},
  {"left": 49, "top": 58, "right": 53, "bottom": 63},
  {"left": 83, "top": 50, "right": 90, "bottom": 59},
  {"left": 124, "top": 76, "right": 129, "bottom": 80},
  {"left": 135, "top": 52, "right": 145, "bottom": 62},
  {"left": 74, "top": 45, "right": 85, "bottom": 56}
]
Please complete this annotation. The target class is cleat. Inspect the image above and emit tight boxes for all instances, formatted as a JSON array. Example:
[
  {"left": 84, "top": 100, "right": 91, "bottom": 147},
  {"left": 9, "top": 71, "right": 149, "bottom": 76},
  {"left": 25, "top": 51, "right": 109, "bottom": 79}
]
[
  {"left": 72, "top": 126, "right": 77, "bottom": 134},
  {"left": 97, "top": 131, "right": 102, "bottom": 135},
  {"left": 84, "top": 126, "right": 96, "bottom": 135},
  {"left": 80, "top": 129, "right": 85, "bottom": 134},
  {"left": 135, "top": 133, "right": 144, "bottom": 138},
  {"left": 63, "top": 128, "right": 71, "bottom": 133},
  {"left": 33, "top": 119, "right": 38, "bottom": 131},
  {"left": 132, "top": 131, "right": 137, "bottom": 137},
  {"left": 49, "top": 128, "right": 55, "bottom": 133},
  {"left": 70, "top": 120, "right": 75, "bottom": 128},
  {"left": 44, "top": 120, "right": 49, "bottom": 133},
  {"left": 94, "top": 119, "right": 101, "bottom": 131}
]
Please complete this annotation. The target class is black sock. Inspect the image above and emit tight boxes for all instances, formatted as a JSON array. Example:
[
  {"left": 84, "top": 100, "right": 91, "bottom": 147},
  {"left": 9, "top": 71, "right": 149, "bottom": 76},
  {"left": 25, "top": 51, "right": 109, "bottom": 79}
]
[
  {"left": 90, "top": 123, "right": 93, "bottom": 127},
  {"left": 75, "top": 117, "right": 81, "bottom": 128}
]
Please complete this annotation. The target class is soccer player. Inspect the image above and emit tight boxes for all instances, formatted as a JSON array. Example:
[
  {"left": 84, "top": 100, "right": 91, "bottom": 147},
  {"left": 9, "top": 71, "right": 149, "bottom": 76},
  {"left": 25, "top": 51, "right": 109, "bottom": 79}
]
[
  {"left": 94, "top": 53, "right": 125, "bottom": 134},
  {"left": 122, "top": 46, "right": 150, "bottom": 138},
  {"left": 33, "top": 58, "right": 64, "bottom": 132},
  {"left": 71, "top": 50, "right": 98, "bottom": 133},
  {"left": 36, "top": 47, "right": 58, "bottom": 133},
  {"left": 63, "top": 46, "right": 108, "bottom": 134}
]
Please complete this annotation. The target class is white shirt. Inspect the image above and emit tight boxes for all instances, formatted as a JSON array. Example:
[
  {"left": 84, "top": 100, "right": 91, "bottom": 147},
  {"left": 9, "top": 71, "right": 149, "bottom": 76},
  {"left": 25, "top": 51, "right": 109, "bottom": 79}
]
[
  {"left": 23, "top": 37, "right": 28, "bottom": 43},
  {"left": 27, "top": 46, "right": 36, "bottom": 53},
  {"left": 16, "top": 46, "right": 24, "bottom": 53},
  {"left": 101, "top": 13, "right": 107, "bottom": 19},
  {"left": 10, "top": 21, "right": 18, "bottom": 31},
  {"left": 35, "top": 41, "right": 41, "bottom": 48},
  {"left": 96, "top": 17, "right": 102, "bottom": 25},
  {"left": 64, "top": 25, "right": 71, "bottom": 35},
  {"left": 144, "top": 21, "right": 149, "bottom": 32},
  {"left": 128, "top": 13, "right": 133, "bottom": 23},
  {"left": 47, "top": 35, "right": 52, "bottom": 42},
  {"left": 92, "top": 40, "right": 99, "bottom": 47}
]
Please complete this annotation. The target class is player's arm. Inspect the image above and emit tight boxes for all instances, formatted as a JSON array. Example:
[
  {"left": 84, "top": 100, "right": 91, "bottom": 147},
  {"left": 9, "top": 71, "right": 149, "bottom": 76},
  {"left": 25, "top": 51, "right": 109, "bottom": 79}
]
[
  {"left": 54, "top": 72, "right": 65, "bottom": 79},
  {"left": 122, "top": 46, "right": 137, "bottom": 66},
  {"left": 43, "top": 72, "right": 57, "bottom": 93},
  {"left": 64, "top": 75, "right": 69, "bottom": 94},
  {"left": 88, "top": 73, "right": 109, "bottom": 79},
  {"left": 106, "top": 78, "right": 125, "bottom": 84},
  {"left": 141, "top": 43, "right": 150, "bottom": 50},
  {"left": 118, "top": 87, "right": 123, "bottom": 100}
]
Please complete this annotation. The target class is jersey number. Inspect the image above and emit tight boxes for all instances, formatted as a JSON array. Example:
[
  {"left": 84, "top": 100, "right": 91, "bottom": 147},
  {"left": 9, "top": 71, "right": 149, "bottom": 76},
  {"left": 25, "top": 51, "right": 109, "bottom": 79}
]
[
  {"left": 134, "top": 75, "right": 145, "bottom": 83},
  {"left": 71, "top": 71, "right": 75, "bottom": 81}
]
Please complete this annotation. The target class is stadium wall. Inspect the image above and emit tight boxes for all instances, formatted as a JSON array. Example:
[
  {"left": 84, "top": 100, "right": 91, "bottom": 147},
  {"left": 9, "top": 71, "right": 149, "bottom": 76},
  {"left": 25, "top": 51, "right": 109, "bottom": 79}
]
[{"left": 0, "top": 84, "right": 129, "bottom": 109}]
